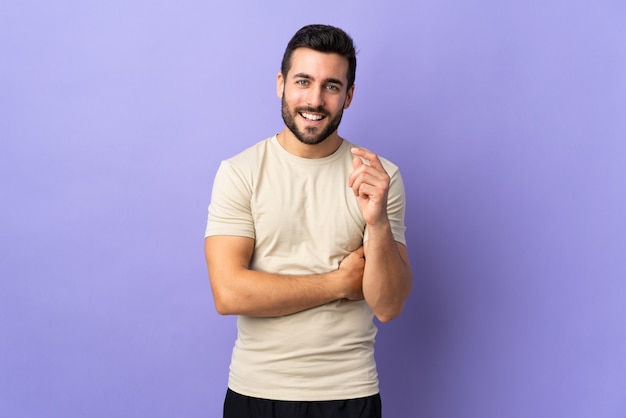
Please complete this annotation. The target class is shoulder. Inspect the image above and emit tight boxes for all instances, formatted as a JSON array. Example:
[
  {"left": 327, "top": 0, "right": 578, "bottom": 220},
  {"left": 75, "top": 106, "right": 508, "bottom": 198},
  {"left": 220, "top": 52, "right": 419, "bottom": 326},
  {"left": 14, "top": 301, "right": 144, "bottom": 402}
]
[
  {"left": 215, "top": 136, "right": 277, "bottom": 183},
  {"left": 224, "top": 136, "right": 274, "bottom": 167}
]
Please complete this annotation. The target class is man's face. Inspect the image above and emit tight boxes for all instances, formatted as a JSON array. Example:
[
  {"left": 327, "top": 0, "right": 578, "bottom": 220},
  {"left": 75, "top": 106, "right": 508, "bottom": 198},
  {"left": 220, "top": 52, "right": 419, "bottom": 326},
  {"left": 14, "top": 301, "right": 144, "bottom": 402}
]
[{"left": 277, "top": 48, "right": 354, "bottom": 146}]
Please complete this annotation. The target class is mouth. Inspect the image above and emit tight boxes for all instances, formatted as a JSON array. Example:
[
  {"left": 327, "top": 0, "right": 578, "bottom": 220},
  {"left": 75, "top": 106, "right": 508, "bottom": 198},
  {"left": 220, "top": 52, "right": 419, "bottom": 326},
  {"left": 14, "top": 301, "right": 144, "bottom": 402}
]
[{"left": 299, "top": 111, "right": 326, "bottom": 123}]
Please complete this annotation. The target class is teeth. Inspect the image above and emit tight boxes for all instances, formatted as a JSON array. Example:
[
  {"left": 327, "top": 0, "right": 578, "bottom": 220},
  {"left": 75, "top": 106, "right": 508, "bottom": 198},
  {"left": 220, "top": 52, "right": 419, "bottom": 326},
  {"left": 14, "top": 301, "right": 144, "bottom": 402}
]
[{"left": 301, "top": 112, "right": 323, "bottom": 121}]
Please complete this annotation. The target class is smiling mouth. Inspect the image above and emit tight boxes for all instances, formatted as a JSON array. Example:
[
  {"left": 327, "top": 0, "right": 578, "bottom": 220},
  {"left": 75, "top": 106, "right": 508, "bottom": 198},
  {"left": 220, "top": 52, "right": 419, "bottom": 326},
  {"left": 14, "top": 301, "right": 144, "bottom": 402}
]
[{"left": 299, "top": 112, "right": 326, "bottom": 121}]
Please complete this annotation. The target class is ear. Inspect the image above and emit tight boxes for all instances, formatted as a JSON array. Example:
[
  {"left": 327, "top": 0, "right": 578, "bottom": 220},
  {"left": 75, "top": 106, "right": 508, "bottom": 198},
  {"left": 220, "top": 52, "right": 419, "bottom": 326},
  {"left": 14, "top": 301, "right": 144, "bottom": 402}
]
[
  {"left": 343, "top": 84, "right": 355, "bottom": 109},
  {"left": 276, "top": 72, "right": 285, "bottom": 99}
]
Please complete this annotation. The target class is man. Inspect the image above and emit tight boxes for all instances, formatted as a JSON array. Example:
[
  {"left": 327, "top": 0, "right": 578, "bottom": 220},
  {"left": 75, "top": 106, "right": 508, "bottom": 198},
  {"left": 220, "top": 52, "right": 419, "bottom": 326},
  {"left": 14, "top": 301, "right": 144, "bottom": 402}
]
[{"left": 204, "top": 24, "right": 412, "bottom": 418}]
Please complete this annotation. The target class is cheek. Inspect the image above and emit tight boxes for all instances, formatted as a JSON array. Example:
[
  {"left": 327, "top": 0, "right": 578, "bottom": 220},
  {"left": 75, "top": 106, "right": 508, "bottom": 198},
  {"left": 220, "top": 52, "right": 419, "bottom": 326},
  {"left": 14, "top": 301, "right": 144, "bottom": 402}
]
[
  {"left": 331, "top": 96, "right": 349, "bottom": 112},
  {"left": 285, "top": 90, "right": 307, "bottom": 104}
]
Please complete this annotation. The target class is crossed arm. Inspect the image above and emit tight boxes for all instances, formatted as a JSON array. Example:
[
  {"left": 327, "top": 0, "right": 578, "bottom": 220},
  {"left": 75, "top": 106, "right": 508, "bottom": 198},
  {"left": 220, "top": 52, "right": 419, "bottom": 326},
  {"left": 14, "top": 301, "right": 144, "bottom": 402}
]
[
  {"left": 204, "top": 147, "right": 412, "bottom": 322},
  {"left": 204, "top": 236, "right": 410, "bottom": 322},
  {"left": 349, "top": 147, "right": 412, "bottom": 322},
  {"left": 204, "top": 235, "right": 366, "bottom": 317}
]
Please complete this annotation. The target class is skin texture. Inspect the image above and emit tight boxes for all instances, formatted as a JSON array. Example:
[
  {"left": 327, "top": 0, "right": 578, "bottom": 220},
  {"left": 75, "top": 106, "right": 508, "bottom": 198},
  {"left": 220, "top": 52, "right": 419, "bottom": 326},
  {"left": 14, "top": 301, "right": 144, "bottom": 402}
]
[{"left": 205, "top": 47, "right": 412, "bottom": 322}]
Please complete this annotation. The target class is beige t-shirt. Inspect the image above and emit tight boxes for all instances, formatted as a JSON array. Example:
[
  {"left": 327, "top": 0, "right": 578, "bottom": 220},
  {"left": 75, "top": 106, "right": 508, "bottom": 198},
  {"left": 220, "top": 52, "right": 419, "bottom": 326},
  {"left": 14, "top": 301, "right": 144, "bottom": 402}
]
[{"left": 205, "top": 135, "right": 407, "bottom": 401}]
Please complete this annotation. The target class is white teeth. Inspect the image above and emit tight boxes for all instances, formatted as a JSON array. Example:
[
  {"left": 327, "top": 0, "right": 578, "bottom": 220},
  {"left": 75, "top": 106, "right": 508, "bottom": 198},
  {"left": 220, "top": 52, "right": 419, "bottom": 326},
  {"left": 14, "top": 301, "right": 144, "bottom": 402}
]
[{"left": 301, "top": 112, "right": 323, "bottom": 121}]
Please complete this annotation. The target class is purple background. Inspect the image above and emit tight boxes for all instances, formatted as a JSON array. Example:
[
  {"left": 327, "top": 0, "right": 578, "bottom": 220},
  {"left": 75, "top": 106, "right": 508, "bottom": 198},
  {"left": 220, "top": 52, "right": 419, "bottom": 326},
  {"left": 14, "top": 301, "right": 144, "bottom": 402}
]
[{"left": 2, "top": 1, "right": 625, "bottom": 417}]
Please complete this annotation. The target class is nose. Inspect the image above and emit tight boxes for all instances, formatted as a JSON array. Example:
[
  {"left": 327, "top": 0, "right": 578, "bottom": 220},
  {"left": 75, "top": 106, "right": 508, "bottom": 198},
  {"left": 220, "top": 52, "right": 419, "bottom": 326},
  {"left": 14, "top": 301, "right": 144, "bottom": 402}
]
[{"left": 306, "top": 85, "right": 324, "bottom": 108}]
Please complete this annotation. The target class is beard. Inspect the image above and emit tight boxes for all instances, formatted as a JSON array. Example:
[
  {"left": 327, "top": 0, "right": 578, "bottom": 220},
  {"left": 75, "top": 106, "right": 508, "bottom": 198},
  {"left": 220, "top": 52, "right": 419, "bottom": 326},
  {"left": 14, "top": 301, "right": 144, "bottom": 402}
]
[{"left": 281, "top": 95, "right": 344, "bottom": 146}]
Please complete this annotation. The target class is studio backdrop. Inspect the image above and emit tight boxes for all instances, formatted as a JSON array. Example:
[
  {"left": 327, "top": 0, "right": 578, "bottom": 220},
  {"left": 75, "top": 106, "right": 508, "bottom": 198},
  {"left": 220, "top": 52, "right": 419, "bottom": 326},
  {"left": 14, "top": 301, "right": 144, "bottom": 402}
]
[{"left": 1, "top": 1, "right": 625, "bottom": 417}]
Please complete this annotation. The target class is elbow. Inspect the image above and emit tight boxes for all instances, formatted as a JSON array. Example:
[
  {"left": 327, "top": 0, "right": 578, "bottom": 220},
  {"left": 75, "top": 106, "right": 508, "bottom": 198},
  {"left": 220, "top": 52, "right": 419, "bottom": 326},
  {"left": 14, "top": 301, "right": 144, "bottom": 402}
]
[
  {"left": 214, "top": 300, "right": 233, "bottom": 316},
  {"left": 214, "top": 299, "right": 237, "bottom": 316},
  {"left": 208, "top": 268, "right": 245, "bottom": 316},
  {"left": 371, "top": 295, "right": 407, "bottom": 322},
  {"left": 211, "top": 286, "right": 238, "bottom": 316},
  {"left": 374, "top": 305, "right": 404, "bottom": 323},
  {"left": 372, "top": 283, "right": 411, "bottom": 323}
]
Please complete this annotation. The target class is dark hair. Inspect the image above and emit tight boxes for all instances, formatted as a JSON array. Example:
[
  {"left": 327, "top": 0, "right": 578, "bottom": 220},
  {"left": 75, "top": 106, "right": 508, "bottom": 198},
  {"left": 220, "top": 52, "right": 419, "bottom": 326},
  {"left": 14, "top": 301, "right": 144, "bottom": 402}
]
[{"left": 281, "top": 24, "right": 357, "bottom": 89}]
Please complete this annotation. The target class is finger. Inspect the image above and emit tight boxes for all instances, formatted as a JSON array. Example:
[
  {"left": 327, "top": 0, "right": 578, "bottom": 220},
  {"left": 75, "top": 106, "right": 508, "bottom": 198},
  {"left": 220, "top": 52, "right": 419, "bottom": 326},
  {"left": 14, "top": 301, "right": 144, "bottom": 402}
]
[
  {"left": 350, "top": 172, "right": 370, "bottom": 197},
  {"left": 352, "top": 155, "right": 364, "bottom": 170},
  {"left": 348, "top": 156, "right": 363, "bottom": 188},
  {"left": 356, "top": 182, "right": 382, "bottom": 201},
  {"left": 351, "top": 147, "right": 385, "bottom": 170},
  {"left": 355, "top": 170, "right": 389, "bottom": 196},
  {"left": 352, "top": 157, "right": 385, "bottom": 183},
  {"left": 350, "top": 158, "right": 385, "bottom": 194}
]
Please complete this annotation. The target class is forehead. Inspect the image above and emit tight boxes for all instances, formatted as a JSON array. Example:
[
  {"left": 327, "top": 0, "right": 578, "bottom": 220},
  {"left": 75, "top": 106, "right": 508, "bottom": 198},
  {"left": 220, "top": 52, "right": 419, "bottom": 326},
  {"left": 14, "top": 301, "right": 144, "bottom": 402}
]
[{"left": 287, "top": 48, "right": 349, "bottom": 83}]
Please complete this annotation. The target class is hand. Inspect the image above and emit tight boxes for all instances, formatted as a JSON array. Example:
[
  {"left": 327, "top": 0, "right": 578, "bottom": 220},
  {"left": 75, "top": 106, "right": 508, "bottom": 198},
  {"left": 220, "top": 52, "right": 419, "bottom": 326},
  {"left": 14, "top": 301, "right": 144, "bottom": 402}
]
[
  {"left": 337, "top": 246, "right": 365, "bottom": 301},
  {"left": 348, "top": 147, "right": 391, "bottom": 226}
]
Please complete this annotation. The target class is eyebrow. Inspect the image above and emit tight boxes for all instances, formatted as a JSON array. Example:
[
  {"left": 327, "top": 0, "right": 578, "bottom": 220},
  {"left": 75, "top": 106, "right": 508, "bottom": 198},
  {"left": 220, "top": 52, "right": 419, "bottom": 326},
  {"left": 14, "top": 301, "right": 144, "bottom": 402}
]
[{"left": 293, "top": 73, "right": 345, "bottom": 87}]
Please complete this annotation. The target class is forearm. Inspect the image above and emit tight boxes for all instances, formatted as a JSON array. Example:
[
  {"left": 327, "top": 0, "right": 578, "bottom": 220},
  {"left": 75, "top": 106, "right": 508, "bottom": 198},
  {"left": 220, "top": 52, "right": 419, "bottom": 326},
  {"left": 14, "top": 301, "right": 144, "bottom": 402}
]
[
  {"left": 362, "top": 222, "right": 412, "bottom": 322},
  {"left": 206, "top": 235, "right": 365, "bottom": 317},
  {"left": 211, "top": 268, "right": 345, "bottom": 317}
]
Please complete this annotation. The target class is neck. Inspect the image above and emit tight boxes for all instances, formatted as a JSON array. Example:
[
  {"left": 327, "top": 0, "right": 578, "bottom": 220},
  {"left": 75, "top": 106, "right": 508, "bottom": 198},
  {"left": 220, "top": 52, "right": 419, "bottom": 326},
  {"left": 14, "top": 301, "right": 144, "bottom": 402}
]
[{"left": 276, "top": 128, "right": 343, "bottom": 159}]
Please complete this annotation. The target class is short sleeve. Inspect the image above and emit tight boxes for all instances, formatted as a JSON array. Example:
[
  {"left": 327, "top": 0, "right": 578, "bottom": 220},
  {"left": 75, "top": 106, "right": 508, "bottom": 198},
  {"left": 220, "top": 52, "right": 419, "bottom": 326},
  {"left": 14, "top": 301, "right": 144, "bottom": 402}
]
[
  {"left": 386, "top": 169, "right": 407, "bottom": 245},
  {"left": 205, "top": 160, "right": 255, "bottom": 239}
]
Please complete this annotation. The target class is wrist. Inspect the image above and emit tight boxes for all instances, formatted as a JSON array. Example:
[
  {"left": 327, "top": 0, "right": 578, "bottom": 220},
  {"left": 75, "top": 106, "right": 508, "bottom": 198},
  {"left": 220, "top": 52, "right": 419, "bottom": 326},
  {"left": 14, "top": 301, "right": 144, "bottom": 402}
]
[
  {"left": 324, "top": 269, "right": 345, "bottom": 299},
  {"left": 366, "top": 218, "right": 391, "bottom": 233}
]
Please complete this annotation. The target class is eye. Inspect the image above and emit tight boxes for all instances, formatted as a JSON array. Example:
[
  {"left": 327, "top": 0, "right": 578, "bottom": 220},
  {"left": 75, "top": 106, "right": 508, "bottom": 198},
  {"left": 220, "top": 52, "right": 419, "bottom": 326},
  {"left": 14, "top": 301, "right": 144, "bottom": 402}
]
[
  {"left": 326, "top": 84, "right": 340, "bottom": 91},
  {"left": 296, "top": 79, "right": 309, "bottom": 86}
]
